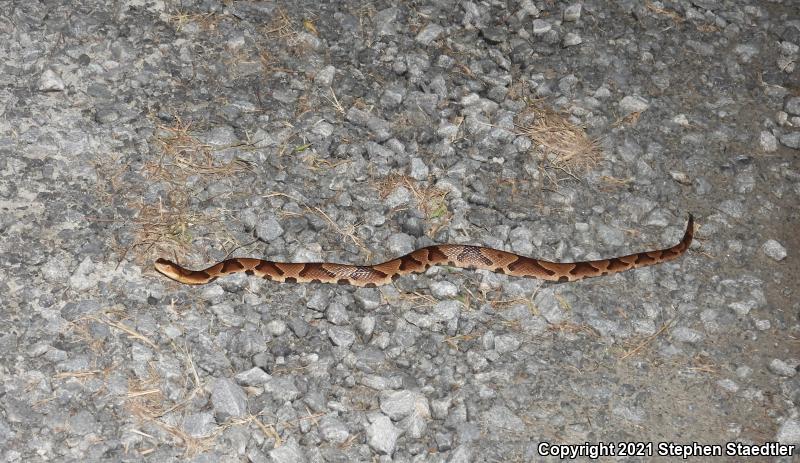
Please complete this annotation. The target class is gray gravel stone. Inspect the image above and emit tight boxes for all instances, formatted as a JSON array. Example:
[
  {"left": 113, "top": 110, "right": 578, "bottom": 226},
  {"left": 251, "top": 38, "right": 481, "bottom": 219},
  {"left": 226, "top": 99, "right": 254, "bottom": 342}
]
[
  {"left": 267, "top": 319, "right": 287, "bottom": 336},
  {"left": 387, "top": 232, "right": 415, "bottom": 255},
  {"left": 235, "top": 367, "right": 271, "bottom": 386},
  {"left": 182, "top": 412, "right": 216, "bottom": 438},
  {"left": 760, "top": 131, "right": 778, "bottom": 151},
  {"left": 716, "top": 379, "right": 739, "bottom": 393},
  {"left": 768, "top": 359, "right": 797, "bottom": 377},
  {"left": 265, "top": 377, "right": 301, "bottom": 402},
  {"left": 719, "top": 200, "right": 746, "bottom": 218},
  {"left": 409, "top": 157, "right": 429, "bottom": 180},
  {"left": 380, "top": 390, "right": 429, "bottom": 420},
  {"left": 60, "top": 300, "right": 101, "bottom": 321},
  {"left": 416, "top": 23, "right": 444, "bottom": 45},
  {"left": 359, "top": 315, "right": 376, "bottom": 339},
  {"left": 367, "top": 414, "right": 401, "bottom": 455},
  {"left": 355, "top": 288, "right": 382, "bottom": 310},
  {"left": 288, "top": 317, "right": 310, "bottom": 338},
  {"left": 68, "top": 410, "right": 97, "bottom": 435},
  {"left": 519, "top": 0, "right": 539, "bottom": 16},
  {"left": 482, "top": 405, "right": 525, "bottom": 430},
  {"left": 385, "top": 186, "right": 411, "bottom": 208},
  {"left": 509, "top": 226, "right": 535, "bottom": 256},
  {"left": 536, "top": 288, "right": 565, "bottom": 324},
  {"left": 361, "top": 374, "right": 402, "bottom": 390},
  {"left": 754, "top": 319, "right": 771, "bottom": 330},
  {"left": 780, "top": 131, "right": 800, "bottom": 149},
  {"left": 494, "top": 334, "right": 521, "bottom": 354},
  {"left": 672, "top": 327, "right": 704, "bottom": 344},
  {"left": 269, "top": 438, "right": 307, "bottom": 463},
  {"left": 201, "top": 126, "right": 238, "bottom": 146},
  {"left": 38, "top": 69, "right": 64, "bottom": 92},
  {"left": 619, "top": 95, "right": 650, "bottom": 114},
  {"left": 776, "top": 418, "right": 800, "bottom": 444},
  {"left": 328, "top": 326, "right": 356, "bottom": 347},
  {"left": 375, "top": 7, "right": 398, "bottom": 36},
  {"left": 430, "top": 281, "right": 458, "bottom": 298},
  {"left": 532, "top": 19, "right": 551, "bottom": 34},
  {"left": 306, "top": 291, "right": 330, "bottom": 311},
  {"left": 211, "top": 378, "right": 248, "bottom": 420},
  {"left": 256, "top": 215, "right": 284, "bottom": 242},
  {"left": 400, "top": 411, "right": 428, "bottom": 439},
  {"left": 612, "top": 404, "right": 646, "bottom": 423},
  {"left": 314, "top": 65, "right": 336, "bottom": 87},
  {"left": 481, "top": 27, "right": 507, "bottom": 44},
  {"left": 325, "top": 302, "right": 350, "bottom": 325},
  {"left": 319, "top": 415, "right": 350, "bottom": 444},
  {"left": 563, "top": 4, "right": 582, "bottom": 21},
  {"left": 448, "top": 444, "right": 473, "bottom": 463},
  {"left": 381, "top": 87, "right": 405, "bottom": 108},
  {"left": 762, "top": 239, "right": 788, "bottom": 261},
  {"left": 563, "top": 33, "right": 583, "bottom": 47},
  {"left": 596, "top": 223, "right": 625, "bottom": 247},
  {"left": 785, "top": 96, "right": 800, "bottom": 115}
]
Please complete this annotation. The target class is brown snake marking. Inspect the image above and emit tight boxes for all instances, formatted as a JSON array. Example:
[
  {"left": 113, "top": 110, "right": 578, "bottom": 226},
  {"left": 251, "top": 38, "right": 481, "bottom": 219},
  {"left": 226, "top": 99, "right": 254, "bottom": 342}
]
[{"left": 155, "top": 215, "right": 694, "bottom": 288}]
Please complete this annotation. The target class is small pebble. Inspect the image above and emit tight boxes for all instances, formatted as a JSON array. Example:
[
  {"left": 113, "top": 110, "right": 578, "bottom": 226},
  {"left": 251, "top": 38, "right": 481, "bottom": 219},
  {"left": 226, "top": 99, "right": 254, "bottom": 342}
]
[
  {"left": 532, "top": 19, "right": 551, "bottom": 34},
  {"left": 762, "top": 239, "right": 787, "bottom": 261},
  {"left": 759, "top": 130, "right": 778, "bottom": 152},
  {"left": 563, "top": 4, "right": 582, "bottom": 21},
  {"left": 415, "top": 23, "right": 444, "bottom": 45},
  {"left": 776, "top": 419, "right": 800, "bottom": 444},
  {"left": 619, "top": 95, "right": 649, "bottom": 114},
  {"left": 38, "top": 69, "right": 65, "bottom": 92},
  {"left": 266, "top": 320, "right": 287, "bottom": 336},
  {"left": 785, "top": 96, "right": 800, "bottom": 116},
  {"left": 563, "top": 33, "right": 583, "bottom": 47},
  {"left": 768, "top": 359, "right": 797, "bottom": 377},
  {"left": 780, "top": 132, "right": 800, "bottom": 149},
  {"left": 367, "top": 415, "right": 401, "bottom": 455}
]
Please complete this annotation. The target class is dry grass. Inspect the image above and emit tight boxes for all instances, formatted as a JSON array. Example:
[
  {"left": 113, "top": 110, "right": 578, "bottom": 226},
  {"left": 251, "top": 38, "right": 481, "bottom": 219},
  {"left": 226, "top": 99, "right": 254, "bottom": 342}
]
[
  {"left": 264, "top": 8, "right": 296, "bottom": 39},
  {"left": 261, "top": 8, "right": 314, "bottom": 53},
  {"left": 618, "top": 319, "right": 674, "bottom": 360},
  {"left": 146, "top": 116, "right": 253, "bottom": 184},
  {"left": 547, "top": 321, "right": 598, "bottom": 337},
  {"left": 325, "top": 87, "right": 346, "bottom": 115},
  {"left": 443, "top": 333, "right": 480, "bottom": 349},
  {"left": 93, "top": 114, "right": 257, "bottom": 268},
  {"left": 645, "top": 2, "right": 684, "bottom": 23},
  {"left": 398, "top": 291, "right": 439, "bottom": 310},
  {"left": 123, "top": 346, "right": 218, "bottom": 457},
  {"left": 123, "top": 361, "right": 330, "bottom": 457},
  {"left": 598, "top": 175, "right": 633, "bottom": 192},
  {"left": 487, "top": 296, "right": 533, "bottom": 310},
  {"left": 308, "top": 206, "right": 366, "bottom": 252},
  {"left": 52, "top": 369, "right": 105, "bottom": 380},
  {"left": 93, "top": 315, "right": 160, "bottom": 350},
  {"left": 696, "top": 23, "right": 720, "bottom": 33},
  {"left": 114, "top": 190, "right": 242, "bottom": 270},
  {"left": 613, "top": 111, "right": 642, "bottom": 127},
  {"left": 377, "top": 174, "right": 450, "bottom": 223},
  {"left": 516, "top": 101, "right": 602, "bottom": 181},
  {"left": 302, "top": 17, "right": 319, "bottom": 36},
  {"left": 684, "top": 353, "right": 718, "bottom": 375},
  {"left": 167, "top": 10, "right": 224, "bottom": 32}
]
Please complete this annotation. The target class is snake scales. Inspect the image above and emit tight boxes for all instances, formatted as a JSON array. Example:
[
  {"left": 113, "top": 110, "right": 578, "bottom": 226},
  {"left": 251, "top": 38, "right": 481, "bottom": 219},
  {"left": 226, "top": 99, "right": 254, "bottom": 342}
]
[{"left": 155, "top": 215, "right": 693, "bottom": 287}]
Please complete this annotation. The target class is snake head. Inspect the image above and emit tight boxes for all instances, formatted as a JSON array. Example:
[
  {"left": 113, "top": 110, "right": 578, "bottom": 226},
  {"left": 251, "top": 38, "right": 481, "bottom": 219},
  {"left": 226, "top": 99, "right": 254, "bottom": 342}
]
[{"left": 154, "top": 258, "right": 182, "bottom": 281}]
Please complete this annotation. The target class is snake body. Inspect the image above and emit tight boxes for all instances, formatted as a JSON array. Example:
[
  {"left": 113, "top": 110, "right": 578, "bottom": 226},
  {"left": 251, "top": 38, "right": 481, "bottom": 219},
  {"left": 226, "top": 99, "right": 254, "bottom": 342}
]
[{"left": 155, "top": 216, "right": 693, "bottom": 287}]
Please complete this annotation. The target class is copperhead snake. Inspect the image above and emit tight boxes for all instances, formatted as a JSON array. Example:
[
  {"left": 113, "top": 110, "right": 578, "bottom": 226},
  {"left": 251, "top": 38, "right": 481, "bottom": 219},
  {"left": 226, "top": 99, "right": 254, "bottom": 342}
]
[{"left": 154, "top": 215, "right": 693, "bottom": 287}]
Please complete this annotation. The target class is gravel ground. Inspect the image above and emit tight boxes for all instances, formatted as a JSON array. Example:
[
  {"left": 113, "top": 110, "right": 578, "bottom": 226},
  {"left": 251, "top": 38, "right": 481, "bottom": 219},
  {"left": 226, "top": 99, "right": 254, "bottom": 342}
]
[{"left": 2, "top": 0, "right": 799, "bottom": 461}]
